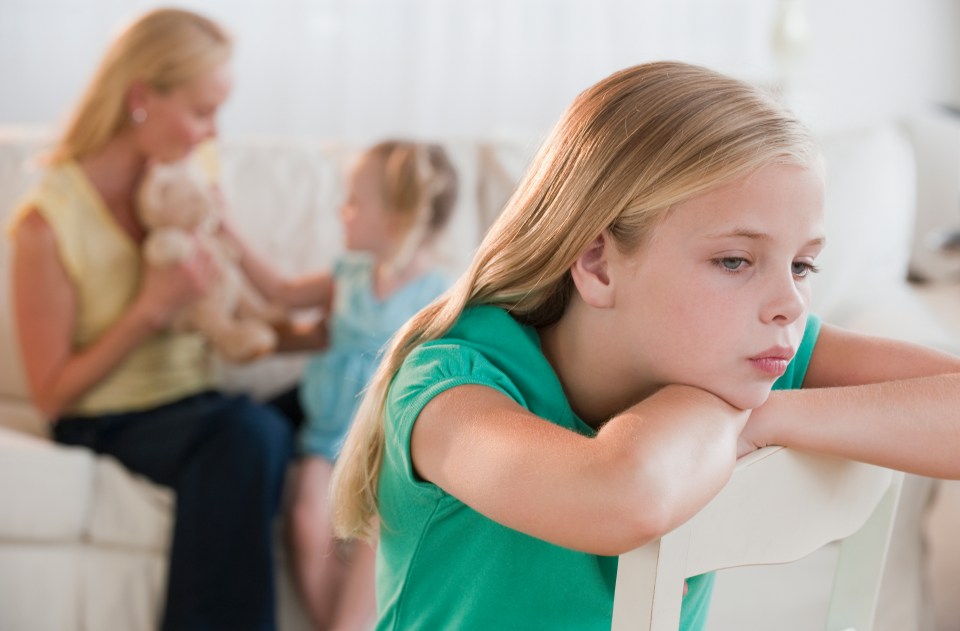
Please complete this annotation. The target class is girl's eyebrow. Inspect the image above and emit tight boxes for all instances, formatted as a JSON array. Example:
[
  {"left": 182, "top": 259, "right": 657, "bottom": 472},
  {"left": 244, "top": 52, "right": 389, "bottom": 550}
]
[
  {"left": 702, "top": 228, "right": 770, "bottom": 241},
  {"left": 701, "top": 228, "right": 825, "bottom": 248}
]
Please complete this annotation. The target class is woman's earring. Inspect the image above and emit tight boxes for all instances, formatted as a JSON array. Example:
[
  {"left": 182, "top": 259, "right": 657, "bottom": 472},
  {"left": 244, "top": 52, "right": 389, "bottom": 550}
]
[{"left": 131, "top": 107, "right": 147, "bottom": 125}]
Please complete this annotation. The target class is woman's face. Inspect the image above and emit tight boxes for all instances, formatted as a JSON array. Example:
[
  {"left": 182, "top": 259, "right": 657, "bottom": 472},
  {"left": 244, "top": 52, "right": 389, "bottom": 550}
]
[
  {"left": 608, "top": 163, "right": 825, "bottom": 410},
  {"left": 134, "top": 63, "right": 233, "bottom": 162}
]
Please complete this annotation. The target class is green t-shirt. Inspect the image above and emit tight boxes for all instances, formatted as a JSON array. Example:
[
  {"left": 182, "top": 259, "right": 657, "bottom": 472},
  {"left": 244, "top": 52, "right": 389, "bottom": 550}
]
[{"left": 377, "top": 305, "right": 822, "bottom": 630}]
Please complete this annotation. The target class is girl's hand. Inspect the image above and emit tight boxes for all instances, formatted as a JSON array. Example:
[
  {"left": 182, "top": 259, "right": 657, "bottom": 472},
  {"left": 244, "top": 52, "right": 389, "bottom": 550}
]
[
  {"left": 736, "top": 430, "right": 765, "bottom": 459},
  {"left": 737, "top": 393, "right": 779, "bottom": 458},
  {"left": 133, "top": 238, "right": 219, "bottom": 328},
  {"left": 272, "top": 317, "right": 330, "bottom": 353}
]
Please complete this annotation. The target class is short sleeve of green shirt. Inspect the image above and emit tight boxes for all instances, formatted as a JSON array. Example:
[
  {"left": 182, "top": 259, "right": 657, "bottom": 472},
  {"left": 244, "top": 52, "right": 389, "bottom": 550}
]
[{"left": 385, "top": 341, "right": 528, "bottom": 493}]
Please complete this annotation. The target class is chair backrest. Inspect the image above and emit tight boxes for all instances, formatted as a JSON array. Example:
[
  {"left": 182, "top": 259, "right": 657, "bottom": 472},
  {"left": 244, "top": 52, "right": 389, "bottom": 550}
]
[{"left": 611, "top": 446, "right": 904, "bottom": 631}]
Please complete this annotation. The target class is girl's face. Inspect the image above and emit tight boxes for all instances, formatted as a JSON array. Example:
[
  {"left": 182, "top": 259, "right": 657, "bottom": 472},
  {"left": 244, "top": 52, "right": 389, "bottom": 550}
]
[
  {"left": 134, "top": 63, "right": 232, "bottom": 163},
  {"left": 340, "top": 155, "right": 400, "bottom": 255},
  {"left": 610, "top": 163, "right": 825, "bottom": 410}
]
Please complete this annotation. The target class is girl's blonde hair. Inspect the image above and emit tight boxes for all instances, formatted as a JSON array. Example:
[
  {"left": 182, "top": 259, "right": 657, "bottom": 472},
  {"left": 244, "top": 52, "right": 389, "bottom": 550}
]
[
  {"left": 49, "top": 8, "right": 231, "bottom": 163},
  {"left": 332, "top": 61, "right": 818, "bottom": 541},
  {"left": 364, "top": 141, "right": 458, "bottom": 274}
]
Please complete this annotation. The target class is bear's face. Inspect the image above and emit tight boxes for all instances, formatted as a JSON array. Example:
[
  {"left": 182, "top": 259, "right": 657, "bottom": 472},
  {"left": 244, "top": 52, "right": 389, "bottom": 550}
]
[{"left": 138, "top": 161, "right": 216, "bottom": 232}]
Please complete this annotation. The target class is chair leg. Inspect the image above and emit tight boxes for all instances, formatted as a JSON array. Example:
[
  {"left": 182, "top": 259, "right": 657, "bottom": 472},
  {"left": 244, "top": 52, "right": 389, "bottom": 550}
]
[
  {"left": 826, "top": 473, "right": 905, "bottom": 631},
  {"left": 612, "top": 528, "right": 690, "bottom": 631}
]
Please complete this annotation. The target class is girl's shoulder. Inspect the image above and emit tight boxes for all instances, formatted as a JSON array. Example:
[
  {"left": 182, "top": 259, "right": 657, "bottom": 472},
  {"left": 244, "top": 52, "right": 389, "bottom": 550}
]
[
  {"left": 397, "top": 305, "right": 578, "bottom": 432},
  {"left": 408, "top": 265, "right": 451, "bottom": 297},
  {"left": 418, "top": 305, "right": 541, "bottom": 366}
]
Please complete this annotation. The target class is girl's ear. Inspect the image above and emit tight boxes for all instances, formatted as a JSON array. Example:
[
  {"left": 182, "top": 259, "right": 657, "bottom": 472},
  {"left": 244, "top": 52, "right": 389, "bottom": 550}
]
[{"left": 570, "top": 232, "right": 615, "bottom": 309}]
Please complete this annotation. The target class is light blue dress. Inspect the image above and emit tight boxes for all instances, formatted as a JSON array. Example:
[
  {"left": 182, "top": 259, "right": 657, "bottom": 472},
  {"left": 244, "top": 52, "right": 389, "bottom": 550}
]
[{"left": 298, "top": 254, "right": 450, "bottom": 460}]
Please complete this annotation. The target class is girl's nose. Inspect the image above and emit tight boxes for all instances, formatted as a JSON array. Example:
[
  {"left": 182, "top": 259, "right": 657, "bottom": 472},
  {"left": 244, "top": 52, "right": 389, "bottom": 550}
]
[{"left": 759, "top": 270, "right": 806, "bottom": 325}]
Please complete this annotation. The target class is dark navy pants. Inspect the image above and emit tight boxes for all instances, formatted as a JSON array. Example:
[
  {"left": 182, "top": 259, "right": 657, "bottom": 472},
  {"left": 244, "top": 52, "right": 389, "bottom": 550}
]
[{"left": 54, "top": 390, "right": 293, "bottom": 631}]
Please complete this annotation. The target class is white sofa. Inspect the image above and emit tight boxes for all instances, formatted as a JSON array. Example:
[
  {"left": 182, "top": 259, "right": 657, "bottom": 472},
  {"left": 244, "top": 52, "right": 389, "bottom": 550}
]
[{"left": 0, "top": 123, "right": 957, "bottom": 631}]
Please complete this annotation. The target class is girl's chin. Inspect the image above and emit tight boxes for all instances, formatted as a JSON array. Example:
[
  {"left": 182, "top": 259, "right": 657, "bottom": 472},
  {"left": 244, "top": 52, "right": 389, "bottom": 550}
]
[{"left": 722, "top": 387, "right": 774, "bottom": 412}]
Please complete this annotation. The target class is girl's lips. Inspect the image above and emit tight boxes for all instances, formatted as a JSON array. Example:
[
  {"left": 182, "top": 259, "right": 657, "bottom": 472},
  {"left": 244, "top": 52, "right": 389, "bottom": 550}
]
[{"left": 750, "top": 357, "right": 790, "bottom": 376}]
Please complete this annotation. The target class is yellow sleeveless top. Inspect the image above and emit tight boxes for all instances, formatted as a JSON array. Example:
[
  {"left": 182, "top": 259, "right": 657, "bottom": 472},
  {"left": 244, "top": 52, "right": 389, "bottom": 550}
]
[{"left": 9, "top": 151, "right": 217, "bottom": 415}]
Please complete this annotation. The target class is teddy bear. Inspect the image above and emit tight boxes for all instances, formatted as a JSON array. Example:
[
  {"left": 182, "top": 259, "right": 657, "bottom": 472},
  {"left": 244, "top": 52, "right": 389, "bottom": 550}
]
[{"left": 137, "top": 158, "right": 282, "bottom": 363}]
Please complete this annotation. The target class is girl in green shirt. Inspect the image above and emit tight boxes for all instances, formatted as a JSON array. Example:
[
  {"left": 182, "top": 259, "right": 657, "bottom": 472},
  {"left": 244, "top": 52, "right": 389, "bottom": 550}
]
[{"left": 331, "top": 62, "right": 960, "bottom": 630}]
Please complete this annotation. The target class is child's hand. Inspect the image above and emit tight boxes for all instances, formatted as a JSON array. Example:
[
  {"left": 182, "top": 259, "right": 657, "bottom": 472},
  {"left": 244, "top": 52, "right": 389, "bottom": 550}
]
[
  {"left": 736, "top": 432, "right": 764, "bottom": 459},
  {"left": 272, "top": 317, "right": 330, "bottom": 352},
  {"left": 737, "top": 393, "right": 779, "bottom": 458}
]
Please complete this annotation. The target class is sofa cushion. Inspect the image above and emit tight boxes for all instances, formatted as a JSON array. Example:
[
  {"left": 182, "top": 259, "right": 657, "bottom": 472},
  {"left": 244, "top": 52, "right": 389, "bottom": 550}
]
[
  {"left": 0, "top": 426, "right": 94, "bottom": 541},
  {"left": 86, "top": 455, "right": 173, "bottom": 550},
  {"left": 0, "top": 425, "right": 172, "bottom": 549},
  {"left": 0, "top": 546, "right": 85, "bottom": 631},
  {"left": 0, "top": 397, "right": 46, "bottom": 437}
]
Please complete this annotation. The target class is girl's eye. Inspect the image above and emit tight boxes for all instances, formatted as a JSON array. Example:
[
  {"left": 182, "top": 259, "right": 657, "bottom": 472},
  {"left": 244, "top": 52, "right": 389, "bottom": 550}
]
[
  {"left": 715, "top": 257, "right": 748, "bottom": 272},
  {"left": 792, "top": 261, "right": 821, "bottom": 278}
]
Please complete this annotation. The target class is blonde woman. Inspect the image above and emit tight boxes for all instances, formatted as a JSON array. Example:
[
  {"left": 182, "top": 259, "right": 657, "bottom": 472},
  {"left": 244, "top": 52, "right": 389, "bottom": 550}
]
[
  {"left": 330, "top": 61, "right": 960, "bottom": 630},
  {"left": 8, "top": 9, "right": 292, "bottom": 630},
  {"left": 223, "top": 140, "right": 458, "bottom": 631}
]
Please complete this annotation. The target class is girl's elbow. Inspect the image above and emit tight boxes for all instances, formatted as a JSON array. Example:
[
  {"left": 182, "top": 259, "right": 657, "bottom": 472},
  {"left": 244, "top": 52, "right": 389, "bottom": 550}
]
[
  {"left": 589, "top": 506, "right": 672, "bottom": 557},
  {"left": 591, "top": 488, "right": 676, "bottom": 556},
  {"left": 599, "top": 459, "right": 724, "bottom": 555}
]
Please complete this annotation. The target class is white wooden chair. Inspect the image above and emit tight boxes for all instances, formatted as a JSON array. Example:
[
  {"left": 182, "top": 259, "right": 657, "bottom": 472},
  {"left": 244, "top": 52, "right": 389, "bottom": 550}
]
[{"left": 611, "top": 446, "right": 905, "bottom": 631}]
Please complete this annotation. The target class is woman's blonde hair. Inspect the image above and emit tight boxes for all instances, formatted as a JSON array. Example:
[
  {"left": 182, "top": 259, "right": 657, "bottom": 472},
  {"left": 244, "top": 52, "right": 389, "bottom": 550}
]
[
  {"left": 364, "top": 141, "right": 458, "bottom": 274},
  {"left": 49, "top": 7, "right": 231, "bottom": 163},
  {"left": 332, "top": 61, "right": 817, "bottom": 541}
]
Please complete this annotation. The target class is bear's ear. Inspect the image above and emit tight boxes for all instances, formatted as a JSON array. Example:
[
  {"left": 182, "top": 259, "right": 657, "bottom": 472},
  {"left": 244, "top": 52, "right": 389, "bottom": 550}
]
[{"left": 137, "top": 165, "right": 171, "bottom": 222}]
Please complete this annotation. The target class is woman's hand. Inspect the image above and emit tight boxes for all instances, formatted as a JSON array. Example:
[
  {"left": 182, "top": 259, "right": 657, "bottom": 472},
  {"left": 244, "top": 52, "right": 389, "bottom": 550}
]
[
  {"left": 132, "top": 238, "right": 219, "bottom": 329},
  {"left": 12, "top": 209, "right": 222, "bottom": 418},
  {"left": 211, "top": 185, "right": 239, "bottom": 239}
]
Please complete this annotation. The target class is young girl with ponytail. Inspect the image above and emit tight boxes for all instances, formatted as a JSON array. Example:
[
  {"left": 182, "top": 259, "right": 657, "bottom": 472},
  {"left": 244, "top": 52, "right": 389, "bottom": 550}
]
[{"left": 224, "top": 140, "right": 458, "bottom": 631}]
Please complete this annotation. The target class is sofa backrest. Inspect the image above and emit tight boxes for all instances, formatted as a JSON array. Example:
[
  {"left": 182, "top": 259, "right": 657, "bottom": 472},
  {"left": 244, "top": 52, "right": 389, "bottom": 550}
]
[
  {"left": 0, "top": 124, "right": 924, "bottom": 436},
  {"left": 0, "top": 129, "right": 538, "bottom": 434}
]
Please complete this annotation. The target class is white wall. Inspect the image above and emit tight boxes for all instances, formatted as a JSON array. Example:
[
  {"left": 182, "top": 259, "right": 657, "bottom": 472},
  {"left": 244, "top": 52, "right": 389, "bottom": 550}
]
[{"left": 0, "top": 0, "right": 957, "bottom": 143}]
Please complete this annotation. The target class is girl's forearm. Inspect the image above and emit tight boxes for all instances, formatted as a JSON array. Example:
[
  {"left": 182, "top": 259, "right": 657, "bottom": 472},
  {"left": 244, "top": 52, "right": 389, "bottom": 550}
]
[
  {"left": 221, "top": 222, "right": 332, "bottom": 310},
  {"left": 758, "top": 374, "right": 960, "bottom": 479},
  {"left": 597, "top": 385, "right": 750, "bottom": 542},
  {"left": 220, "top": 223, "right": 289, "bottom": 304}
]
